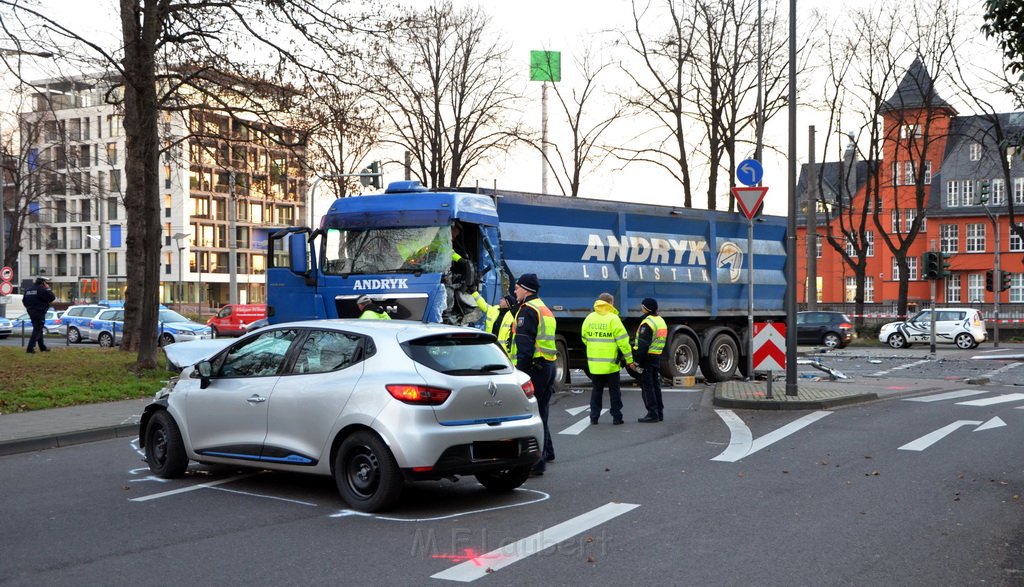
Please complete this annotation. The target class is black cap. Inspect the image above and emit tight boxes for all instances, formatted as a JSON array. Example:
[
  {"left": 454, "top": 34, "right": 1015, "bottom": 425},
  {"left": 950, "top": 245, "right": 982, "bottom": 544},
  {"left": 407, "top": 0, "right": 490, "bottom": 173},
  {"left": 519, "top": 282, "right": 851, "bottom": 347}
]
[
  {"left": 641, "top": 297, "right": 658, "bottom": 313},
  {"left": 516, "top": 273, "right": 540, "bottom": 293},
  {"left": 35, "top": 276, "right": 51, "bottom": 285}
]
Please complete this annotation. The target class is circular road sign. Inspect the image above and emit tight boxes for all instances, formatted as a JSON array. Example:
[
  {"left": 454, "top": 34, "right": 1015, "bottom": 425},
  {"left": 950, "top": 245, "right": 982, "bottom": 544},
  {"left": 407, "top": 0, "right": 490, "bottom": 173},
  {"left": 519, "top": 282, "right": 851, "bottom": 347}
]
[
  {"left": 0, "top": 282, "right": 13, "bottom": 296},
  {"left": 736, "top": 159, "right": 764, "bottom": 186},
  {"left": 0, "top": 266, "right": 12, "bottom": 281}
]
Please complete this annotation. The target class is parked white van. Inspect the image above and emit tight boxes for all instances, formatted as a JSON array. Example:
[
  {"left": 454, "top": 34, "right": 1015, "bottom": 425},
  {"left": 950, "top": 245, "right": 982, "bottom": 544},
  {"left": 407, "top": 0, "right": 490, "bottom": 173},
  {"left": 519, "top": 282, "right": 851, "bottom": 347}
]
[{"left": 878, "top": 307, "right": 987, "bottom": 349}]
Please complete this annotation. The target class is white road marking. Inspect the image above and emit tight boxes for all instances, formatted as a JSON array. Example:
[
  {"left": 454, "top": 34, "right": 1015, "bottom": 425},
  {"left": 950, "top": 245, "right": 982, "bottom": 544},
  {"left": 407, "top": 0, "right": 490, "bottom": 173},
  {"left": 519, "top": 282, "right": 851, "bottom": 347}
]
[
  {"left": 899, "top": 420, "right": 982, "bottom": 451},
  {"left": 431, "top": 502, "right": 640, "bottom": 582},
  {"left": 903, "top": 389, "right": 990, "bottom": 403},
  {"left": 957, "top": 393, "right": 1024, "bottom": 406},
  {"left": 558, "top": 409, "right": 608, "bottom": 435},
  {"left": 869, "top": 358, "right": 931, "bottom": 377},
  {"left": 208, "top": 485, "right": 318, "bottom": 506},
  {"left": 974, "top": 417, "right": 1006, "bottom": 431},
  {"left": 364, "top": 489, "right": 550, "bottom": 522},
  {"left": 565, "top": 406, "right": 590, "bottom": 416},
  {"left": 711, "top": 410, "right": 831, "bottom": 462},
  {"left": 128, "top": 473, "right": 260, "bottom": 502},
  {"left": 981, "top": 362, "right": 1024, "bottom": 378}
]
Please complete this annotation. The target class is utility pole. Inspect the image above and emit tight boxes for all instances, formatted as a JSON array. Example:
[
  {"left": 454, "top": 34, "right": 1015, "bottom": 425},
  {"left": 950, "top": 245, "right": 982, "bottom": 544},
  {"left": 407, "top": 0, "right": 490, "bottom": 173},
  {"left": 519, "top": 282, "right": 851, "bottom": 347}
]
[
  {"left": 806, "top": 126, "right": 818, "bottom": 310},
  {"left": 228, "top": 170, "right": 238, "bottom": 305}
]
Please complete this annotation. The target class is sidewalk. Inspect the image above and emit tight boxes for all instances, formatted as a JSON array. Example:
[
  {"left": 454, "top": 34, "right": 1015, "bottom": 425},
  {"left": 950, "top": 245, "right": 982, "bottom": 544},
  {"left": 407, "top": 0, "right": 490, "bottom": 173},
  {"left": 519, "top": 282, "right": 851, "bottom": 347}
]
[{"left": 0, "top": 374, "right": 974, "bottom": 457}]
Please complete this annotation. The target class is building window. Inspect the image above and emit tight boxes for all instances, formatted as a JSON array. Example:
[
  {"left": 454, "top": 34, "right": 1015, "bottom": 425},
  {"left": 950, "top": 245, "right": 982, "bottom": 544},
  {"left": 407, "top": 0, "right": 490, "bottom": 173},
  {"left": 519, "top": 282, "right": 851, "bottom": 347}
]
[
  {"left": 968, "top": 273, "right": 984, "bottom": 303},
  {"left": 945, "top": 274, "right": 961, "bottom": 303},
  {"left": 969, "top": 142, "right": 982, "bottom": 161},
  {"left": 940, "top": 224, "right": 959, "bottom": 253},
  {"left": 1010, "top": 225, "right": 1024, "bottom": 252},
  {"left": 844, "top": 277, "right": 856, "bottom": 302},
  {"left": 1010, "top": 274, "right": 1024, "bottom": 303},
  {"left": 107, "top": 252, "right": 118, "bottom": 275},
  {"left": 865, "top": 276, "right": 874, "bottom": 303},
  {"left": 106, "top": 142, "right": 118, "bottom": 166},
  {"left": 900, "top": 124, "right": 920, "bottom": 139},
  {"left": 907, "top": 255, "right": 918, "bottom": 280},
  {"left": 891, "top": 210, "right": 901, "bottom": 233},
  {"left": 110, "top": 169, "right": 121, "bottom": 193},
  {"left": 993, "top": 178, "right": 1006, "bottom": 205},
  {"left": 1015, "top": 178, "right": 1024, "bottom": 205},
  {"left": 904, "top": 161, "right": 915, "bottom": 185},
  {"left": 891, "top": 162, "right": 899, "bottom": 186},
  {"left": 923, "top": 161, "right": 932, "bottom": 184},
  {"left": 963, "top": 180, "right": 975, "bottom": 205},
  {"left": 866, "top": 231, "right": 874, "bottom": 257},
  {"left": 815, "top": 236, "right": 822, "bottom": 258},
  {"left": 107, "top": 197, "right": 118, "bottom": 221},
  {"left": 892, "top": 257, "right": 901, "bottom": 281},
  {"left": 966, "top": 223, "right": 986, "bottom": 252},
  {"left": 946, "top": 180, "right": 961, "bottom": 207},
  {"left": 906, "top": 209, "right": 920, "bottom": 232}
]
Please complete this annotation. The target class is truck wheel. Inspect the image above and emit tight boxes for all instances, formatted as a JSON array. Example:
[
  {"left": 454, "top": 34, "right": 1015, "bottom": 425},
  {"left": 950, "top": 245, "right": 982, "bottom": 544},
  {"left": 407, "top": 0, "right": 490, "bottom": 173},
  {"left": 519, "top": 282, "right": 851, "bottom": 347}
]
[
  {"left": 700, "top": 333, "right": 739, "bottom": 383},
  {"left": 553, "top": 337, "right": 569, "bottom": 392},
  {"left": 662, "top": 335, "right": 699, "bottom": 380}
]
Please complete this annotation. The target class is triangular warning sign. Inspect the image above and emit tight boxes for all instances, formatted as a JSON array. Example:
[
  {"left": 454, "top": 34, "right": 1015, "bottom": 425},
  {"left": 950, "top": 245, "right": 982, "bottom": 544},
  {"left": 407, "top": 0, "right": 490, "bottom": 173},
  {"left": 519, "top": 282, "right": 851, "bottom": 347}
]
[{"left": 732, "top": 186, "right": 769, "bottom": 220}]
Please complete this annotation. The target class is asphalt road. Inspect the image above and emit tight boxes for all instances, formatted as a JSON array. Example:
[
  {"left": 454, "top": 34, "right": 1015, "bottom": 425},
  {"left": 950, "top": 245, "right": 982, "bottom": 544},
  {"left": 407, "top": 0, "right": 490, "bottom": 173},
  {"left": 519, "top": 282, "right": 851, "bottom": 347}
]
[{"left": 2, "top": 380, "right": 1023, "bottom": 586}]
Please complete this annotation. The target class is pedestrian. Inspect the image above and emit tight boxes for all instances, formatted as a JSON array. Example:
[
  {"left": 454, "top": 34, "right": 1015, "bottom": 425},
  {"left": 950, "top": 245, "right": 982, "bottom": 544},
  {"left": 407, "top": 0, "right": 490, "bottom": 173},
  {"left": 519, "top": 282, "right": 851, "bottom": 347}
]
[
  {"left": 23, "top": 276, "right": 56, "bottom": 353},
  {"left": 581, "top": 293, "right": 636, "bottom": 425},
  {"left": 634, "top": 297, "right": 667, "bottom": 422},
  {"left": 512, "top": 273, "right": 557, "bottom": 475},
  {"left": 470, "top": 291, "right": 518, "bottom": 357},
  {"left": 356, "top": 295, "right": 391, "bottom": 320}
]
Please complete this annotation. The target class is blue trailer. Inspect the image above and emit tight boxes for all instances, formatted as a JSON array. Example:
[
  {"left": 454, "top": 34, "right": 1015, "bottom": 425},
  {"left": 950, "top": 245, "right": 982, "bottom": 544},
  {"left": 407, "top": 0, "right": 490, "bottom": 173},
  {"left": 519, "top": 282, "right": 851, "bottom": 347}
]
[{"left": 267, "top": 181, "right": 788, "bottom": 385}]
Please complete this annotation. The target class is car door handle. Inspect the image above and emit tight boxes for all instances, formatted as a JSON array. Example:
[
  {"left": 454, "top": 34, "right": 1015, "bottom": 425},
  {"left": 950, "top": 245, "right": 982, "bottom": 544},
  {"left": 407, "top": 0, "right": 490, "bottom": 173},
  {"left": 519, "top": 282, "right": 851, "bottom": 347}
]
[{"left": 246, "top": 394, "right": 267, "bottom": 404}]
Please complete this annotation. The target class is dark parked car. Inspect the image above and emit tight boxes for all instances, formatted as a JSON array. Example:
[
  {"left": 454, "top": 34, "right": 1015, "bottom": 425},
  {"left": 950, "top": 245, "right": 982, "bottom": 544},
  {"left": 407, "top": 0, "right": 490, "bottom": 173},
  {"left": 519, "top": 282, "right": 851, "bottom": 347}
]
[{"left": 796, "top": 311, "right": 854, "bottom": 349}]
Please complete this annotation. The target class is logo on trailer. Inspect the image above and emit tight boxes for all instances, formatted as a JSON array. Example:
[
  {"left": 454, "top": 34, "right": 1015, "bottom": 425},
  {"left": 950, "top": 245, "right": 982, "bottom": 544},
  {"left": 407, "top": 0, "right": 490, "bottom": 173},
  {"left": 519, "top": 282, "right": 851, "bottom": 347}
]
[{"left": 717, "top": 242, "right": 743, "bottom": 283}]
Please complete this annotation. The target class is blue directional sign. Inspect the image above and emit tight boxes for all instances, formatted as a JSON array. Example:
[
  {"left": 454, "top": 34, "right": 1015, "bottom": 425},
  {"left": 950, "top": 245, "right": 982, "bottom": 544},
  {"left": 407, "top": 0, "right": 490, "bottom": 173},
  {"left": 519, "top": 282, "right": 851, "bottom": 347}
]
[{"left": 736, "top": 159, "right": 763, "bottom": 187}]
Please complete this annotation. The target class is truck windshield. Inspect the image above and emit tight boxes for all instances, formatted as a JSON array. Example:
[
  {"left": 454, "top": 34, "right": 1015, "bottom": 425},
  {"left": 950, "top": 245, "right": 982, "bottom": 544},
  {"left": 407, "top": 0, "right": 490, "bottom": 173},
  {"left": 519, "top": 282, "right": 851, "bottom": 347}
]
[{"left": 322, "top": 226, "right": 453, "bottom": 275}]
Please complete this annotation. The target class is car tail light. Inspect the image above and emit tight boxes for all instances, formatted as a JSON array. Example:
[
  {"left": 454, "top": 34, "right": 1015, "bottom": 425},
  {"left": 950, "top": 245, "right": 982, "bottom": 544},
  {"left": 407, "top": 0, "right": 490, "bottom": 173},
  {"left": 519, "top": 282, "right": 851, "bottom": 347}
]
[
  {"left": 840, "top": 322, "right": 853, "bottom": 330},
  {"left": 386, "top": 384, "right": 451, "bottom": 406},
  {"left": 521, "top": 380, "right": 535, "bottom": 399}
]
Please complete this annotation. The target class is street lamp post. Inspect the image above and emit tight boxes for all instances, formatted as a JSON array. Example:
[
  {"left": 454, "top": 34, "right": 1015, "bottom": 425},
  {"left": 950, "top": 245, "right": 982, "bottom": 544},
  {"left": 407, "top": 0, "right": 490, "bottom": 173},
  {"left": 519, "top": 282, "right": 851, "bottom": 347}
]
[
  {"left": 980, "top": 202, "right": 1001, "bottom": 347},
  {"left": 173, "top": 232, "right": 189, "bottom": 312}
]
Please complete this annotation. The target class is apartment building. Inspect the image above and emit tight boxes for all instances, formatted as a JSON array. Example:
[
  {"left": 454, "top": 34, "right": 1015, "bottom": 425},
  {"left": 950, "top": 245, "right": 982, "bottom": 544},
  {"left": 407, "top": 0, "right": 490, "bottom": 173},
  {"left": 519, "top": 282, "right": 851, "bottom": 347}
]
[{"left": 20, "top": 73, "right": 307, "bottom": 309}]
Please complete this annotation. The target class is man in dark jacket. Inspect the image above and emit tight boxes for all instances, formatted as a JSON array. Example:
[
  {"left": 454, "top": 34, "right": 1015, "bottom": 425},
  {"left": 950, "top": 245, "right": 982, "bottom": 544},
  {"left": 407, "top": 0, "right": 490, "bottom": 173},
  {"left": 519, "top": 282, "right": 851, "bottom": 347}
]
[
  {"left": 512, "top": 273, "right": 557, "bottom": 476},
  {"left": 23, "top": 276, "right": 56, "bottom": 353}
]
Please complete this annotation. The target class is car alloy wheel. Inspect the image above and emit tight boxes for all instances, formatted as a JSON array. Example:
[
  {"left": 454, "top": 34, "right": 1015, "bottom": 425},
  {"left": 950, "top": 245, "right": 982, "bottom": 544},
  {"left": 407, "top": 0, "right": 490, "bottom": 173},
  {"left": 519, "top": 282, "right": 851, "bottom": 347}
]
[
  {"left": 67, "top": 327, "right": 81, "bottom": 344},
  {"left": 822, "top": 332, "right": 841, "bottom": 348},
  {"left": 954, "top": 333, "right": 975, "bottom": 350},
  {"left": 887, "top": 332, "right": 907, "bottom": 349}
]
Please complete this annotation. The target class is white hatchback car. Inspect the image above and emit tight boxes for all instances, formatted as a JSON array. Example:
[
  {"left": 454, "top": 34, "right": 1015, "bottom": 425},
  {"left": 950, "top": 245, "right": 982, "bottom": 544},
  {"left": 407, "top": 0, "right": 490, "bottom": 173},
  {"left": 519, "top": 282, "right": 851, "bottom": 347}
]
[
  {"left": 878, "top": 308, "right": 987, "bottom": 349},
  {"left": 140, "top": 320, "right": 543, "bottom": 512}
]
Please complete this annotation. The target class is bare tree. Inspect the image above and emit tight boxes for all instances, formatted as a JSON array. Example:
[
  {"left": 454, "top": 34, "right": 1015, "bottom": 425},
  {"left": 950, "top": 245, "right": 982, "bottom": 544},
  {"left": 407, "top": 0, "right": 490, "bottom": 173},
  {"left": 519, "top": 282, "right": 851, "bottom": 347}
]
[
  {"left": 523, "top": 43, "right": 625, "bottom": 197},
  {"left": 364, "top": 0, "right": 520, "bottom": 190},
  {"left": 0, "top": 0, "right": 377, "bottom": 369}
]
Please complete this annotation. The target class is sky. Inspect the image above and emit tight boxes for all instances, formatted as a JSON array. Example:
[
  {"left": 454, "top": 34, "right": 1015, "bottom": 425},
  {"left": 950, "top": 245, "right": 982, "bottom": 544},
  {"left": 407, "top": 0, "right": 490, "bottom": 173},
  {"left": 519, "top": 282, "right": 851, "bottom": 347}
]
[{"left": 4, "top": 0, "right": 1013, "bottom": 218}]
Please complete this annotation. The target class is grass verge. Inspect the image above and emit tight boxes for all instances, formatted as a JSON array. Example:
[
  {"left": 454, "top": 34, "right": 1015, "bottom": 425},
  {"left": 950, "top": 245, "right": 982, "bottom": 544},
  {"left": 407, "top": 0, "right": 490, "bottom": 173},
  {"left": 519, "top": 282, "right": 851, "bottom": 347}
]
[{"left": 0, "top": 346, "right": 169, "bottom": 414}]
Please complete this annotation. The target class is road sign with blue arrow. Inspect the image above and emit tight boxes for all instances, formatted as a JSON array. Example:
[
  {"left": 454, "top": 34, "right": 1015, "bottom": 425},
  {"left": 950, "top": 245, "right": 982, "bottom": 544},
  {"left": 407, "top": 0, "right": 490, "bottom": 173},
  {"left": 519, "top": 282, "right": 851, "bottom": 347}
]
[{"left": 736, "top": 159, "right": 763, "bottom": 186}]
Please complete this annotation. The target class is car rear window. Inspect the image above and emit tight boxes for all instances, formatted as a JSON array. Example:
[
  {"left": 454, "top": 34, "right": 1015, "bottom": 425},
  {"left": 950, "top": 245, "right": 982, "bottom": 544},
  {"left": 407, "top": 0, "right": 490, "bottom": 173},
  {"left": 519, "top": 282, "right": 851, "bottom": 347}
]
[{"left": 403, "top": 332, "right": 512, "bottom": 375}]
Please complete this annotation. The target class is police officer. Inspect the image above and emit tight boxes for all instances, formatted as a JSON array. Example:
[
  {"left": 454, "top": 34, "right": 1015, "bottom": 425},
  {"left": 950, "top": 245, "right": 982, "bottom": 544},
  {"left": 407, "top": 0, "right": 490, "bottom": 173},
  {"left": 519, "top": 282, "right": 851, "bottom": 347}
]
[
  {"left": 512, "top": 273, "right": 557, "bottom": 475},
  {"left": 23, "top": 276, "right": 56, "bottom": 353},
  {"left": 356, "top": 295, "right": 391, "bottom": 320},
  {"left": 581, "top": 293, "right": 635, "bottom": 425},
  {"left": 635, "top": 297, "right": 667, "bottom": 422}
]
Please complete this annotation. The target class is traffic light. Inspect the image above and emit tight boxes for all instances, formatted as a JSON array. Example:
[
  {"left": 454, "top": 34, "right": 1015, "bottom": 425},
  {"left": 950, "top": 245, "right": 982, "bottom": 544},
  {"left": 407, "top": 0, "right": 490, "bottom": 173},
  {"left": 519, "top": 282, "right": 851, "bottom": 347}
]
[
  {"left": 979, "top": 180, "right": 991, "bottom": 204},
  {"left": 1001, "top": 270, "right": 1013, "bottom": 292},
  {"left": 923, "top": 251, "right": 940, "bottom": 280},
  {"left": 985, "top": 269, "right": 995, "bottom": 292},
  {"left": 359, "top": 161, "right": 382, "bottom": 189},
  {"left": 941, "top": 253, "right": 952, "bottom": 277}
]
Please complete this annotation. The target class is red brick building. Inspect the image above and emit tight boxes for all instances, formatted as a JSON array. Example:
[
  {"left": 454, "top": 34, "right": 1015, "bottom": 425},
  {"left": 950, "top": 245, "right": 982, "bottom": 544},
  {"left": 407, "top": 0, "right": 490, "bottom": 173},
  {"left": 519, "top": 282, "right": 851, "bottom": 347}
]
[{"left": 796, "top": 58, "right": 1024, "bottom": 319}]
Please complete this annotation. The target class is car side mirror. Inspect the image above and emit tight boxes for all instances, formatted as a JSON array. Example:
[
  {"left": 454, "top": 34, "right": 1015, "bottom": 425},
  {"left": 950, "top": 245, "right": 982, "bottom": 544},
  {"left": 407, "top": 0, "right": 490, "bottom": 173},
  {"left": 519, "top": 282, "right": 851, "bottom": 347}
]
[{"left": 197, "top": 360, "right": 213, "bottom": 389}]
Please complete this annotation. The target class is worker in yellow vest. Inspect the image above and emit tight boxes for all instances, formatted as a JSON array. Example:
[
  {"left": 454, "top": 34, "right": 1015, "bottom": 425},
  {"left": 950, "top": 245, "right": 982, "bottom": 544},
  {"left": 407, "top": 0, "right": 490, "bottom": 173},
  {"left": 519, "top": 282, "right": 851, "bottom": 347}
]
[
  {"left": 512, "top": 273, "right": 557, "bottom": 475},
  {"left": 356, "top": 295, "right": 391, "bottom": 320},
  {"left": 470, "top": 291, "right": 518, "bottom": 357},
  {"left": 581, "top": 293, "right": 636, "bottom": 425},
  {"left": 634, "top": 297, "right": 667, "bottom": 422}
]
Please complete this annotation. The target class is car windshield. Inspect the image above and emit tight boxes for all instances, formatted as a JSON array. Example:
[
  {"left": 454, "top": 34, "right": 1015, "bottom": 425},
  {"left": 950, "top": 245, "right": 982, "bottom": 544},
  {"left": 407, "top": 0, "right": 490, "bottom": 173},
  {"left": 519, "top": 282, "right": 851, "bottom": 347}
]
[
  {"left": 159, "top": 309, "right": 191, "bottom": 323},
  {"left": 402, "top": 333, "right": 511, "bottom": 375},
  {"left": 322, "top": 226, "right": 453, "bottom": 275}
]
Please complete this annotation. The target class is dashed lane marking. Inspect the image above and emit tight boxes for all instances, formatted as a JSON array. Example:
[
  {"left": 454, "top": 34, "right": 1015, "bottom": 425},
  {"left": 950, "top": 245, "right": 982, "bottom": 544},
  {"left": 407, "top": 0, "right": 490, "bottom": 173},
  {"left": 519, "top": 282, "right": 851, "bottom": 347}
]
[
  {"left": 956, "top": 393, "right": 1024, "bottom": 407},
  {"left": 128, "top": 473, "right": 260, "bottom": 502},
  {"left": 558, "top": 409, "right": 608, "bottom": 435},
  {"left": 868, "top": 358, "right": 931, "bottom": 377}
]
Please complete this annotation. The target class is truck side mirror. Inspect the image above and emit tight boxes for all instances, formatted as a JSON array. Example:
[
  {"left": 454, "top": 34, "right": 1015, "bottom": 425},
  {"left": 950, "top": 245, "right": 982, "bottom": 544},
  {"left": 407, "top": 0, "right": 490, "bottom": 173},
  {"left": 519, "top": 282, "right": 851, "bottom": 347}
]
[{"left": 288, "top": 233, "right": 309, "bottom": 274}]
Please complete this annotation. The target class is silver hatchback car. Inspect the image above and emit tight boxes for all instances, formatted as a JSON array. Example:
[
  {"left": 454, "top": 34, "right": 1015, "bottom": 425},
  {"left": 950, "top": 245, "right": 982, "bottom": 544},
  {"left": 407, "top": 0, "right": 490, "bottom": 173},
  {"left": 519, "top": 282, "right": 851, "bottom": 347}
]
[{"left": 140, "top": 320, "right": 543, "bottom": 512}]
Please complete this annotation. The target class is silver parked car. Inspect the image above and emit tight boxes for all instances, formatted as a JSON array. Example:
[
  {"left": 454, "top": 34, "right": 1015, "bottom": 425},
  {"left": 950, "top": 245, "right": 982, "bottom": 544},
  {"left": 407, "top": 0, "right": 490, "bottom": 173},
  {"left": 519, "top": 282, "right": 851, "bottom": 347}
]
[{"left": 140, "top": 320, "right": 543, "bottom": 512}]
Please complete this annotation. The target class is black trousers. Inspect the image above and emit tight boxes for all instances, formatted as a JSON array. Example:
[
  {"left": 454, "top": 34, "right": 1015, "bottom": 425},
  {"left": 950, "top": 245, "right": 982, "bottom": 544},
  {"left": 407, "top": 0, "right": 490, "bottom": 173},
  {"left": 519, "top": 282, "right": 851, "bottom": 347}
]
[
  {"left": 28, "top": 317, "right": 48, "bottom": 351},
  {"left": 640, "top": 355, "right": 663, "bottom": 415},
  {"left": 589, "top": 371, "right": 623, "bottom": 421},
  {"left": 529, "top": 360, "right": 556, "bottom": 467}
]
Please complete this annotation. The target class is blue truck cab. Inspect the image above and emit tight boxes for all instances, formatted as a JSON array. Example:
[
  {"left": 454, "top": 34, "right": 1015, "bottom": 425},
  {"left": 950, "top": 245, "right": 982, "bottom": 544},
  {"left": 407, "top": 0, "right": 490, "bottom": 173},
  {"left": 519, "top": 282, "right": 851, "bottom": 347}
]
[{"left": 268, "top": 181, "right": 789, "bottom": 386}]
